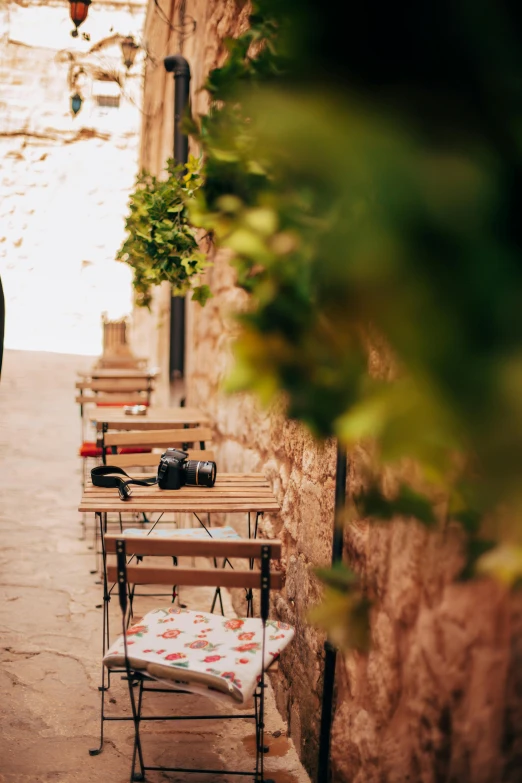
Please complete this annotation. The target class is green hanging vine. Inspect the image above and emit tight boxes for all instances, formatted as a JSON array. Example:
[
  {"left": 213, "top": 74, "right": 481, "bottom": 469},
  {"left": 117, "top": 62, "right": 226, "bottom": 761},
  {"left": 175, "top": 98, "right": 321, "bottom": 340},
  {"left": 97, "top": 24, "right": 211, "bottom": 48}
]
[{"left": 117, "top": 156, "right": 211, "bottom": 309}]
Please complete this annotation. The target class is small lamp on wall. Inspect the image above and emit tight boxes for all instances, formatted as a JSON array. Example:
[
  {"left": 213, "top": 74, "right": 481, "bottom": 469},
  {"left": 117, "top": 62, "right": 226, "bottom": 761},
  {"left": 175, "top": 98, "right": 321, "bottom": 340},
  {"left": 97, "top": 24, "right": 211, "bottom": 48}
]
[
  {"left": 69, "top": 0, "right": 91, "bottom": 37},
  {"left": 71, "top": 92, "right": 83, "bottom": 116},
  {"left": 121, "top": 35, "right": 139, "bottom": 70}
]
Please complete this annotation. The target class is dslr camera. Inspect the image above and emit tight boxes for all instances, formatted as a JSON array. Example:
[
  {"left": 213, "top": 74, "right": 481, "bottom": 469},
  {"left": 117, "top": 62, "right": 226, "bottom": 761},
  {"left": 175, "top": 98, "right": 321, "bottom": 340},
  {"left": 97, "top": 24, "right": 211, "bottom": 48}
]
[{"left": 157, "top": 448, "right": 217, "bottom": 490}]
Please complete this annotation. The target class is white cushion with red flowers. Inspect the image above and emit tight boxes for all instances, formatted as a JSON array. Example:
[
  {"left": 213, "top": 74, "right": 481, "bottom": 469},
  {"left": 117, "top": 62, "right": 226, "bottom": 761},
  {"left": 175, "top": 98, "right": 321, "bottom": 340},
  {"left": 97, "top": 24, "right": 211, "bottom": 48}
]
[{"left": 103, "top": 607, "right": 294, "bottom": 704}]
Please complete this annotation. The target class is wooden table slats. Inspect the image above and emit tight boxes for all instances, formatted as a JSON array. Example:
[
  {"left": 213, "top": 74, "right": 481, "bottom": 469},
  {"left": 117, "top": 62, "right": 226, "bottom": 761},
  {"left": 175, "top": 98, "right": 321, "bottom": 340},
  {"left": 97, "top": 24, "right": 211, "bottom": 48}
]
[{"left": 79, "top": 473, "right": 280, "bottom": 514}]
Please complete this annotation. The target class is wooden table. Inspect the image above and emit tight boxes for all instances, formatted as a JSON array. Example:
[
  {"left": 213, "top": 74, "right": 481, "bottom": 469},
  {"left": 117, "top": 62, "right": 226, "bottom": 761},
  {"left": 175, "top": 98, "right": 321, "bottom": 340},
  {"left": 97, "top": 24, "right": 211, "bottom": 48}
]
[
  {"left": 79, "top": 473, "right": 279, "bottom": 515},
  {"left": 91, "top": 406, "right": 210, "bottom": 431}
]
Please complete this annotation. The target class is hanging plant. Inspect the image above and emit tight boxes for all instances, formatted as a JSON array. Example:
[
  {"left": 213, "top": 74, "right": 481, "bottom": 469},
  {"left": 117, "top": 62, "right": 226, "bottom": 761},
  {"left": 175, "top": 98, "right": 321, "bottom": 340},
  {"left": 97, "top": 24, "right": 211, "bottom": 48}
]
[{"left": 117, "top": 155, "right": 212, "bottom": 308}]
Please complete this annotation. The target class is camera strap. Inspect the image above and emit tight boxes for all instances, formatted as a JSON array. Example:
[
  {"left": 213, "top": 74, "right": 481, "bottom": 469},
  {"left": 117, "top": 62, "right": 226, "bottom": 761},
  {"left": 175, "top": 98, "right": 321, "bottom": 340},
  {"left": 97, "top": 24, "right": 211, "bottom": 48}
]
[{"left": 91, "top": 465, "right": 158, "bottom": 501}]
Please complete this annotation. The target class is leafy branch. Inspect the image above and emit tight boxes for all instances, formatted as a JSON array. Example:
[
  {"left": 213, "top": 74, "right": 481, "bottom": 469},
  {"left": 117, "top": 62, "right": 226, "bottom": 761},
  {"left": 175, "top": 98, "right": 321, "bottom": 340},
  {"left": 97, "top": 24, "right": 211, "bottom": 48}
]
[{"left": 117, "top": 156, "right": 212, "bottom": 308}]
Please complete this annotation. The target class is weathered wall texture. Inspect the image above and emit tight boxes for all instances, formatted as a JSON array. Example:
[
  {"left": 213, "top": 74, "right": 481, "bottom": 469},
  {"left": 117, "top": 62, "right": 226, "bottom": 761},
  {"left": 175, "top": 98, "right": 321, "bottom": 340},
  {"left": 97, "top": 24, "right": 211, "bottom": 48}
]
[
  {"left": 0, "top": 0, "right": 146, "bottom": 355},
  {"left": 134, "top": 1, "right": 522, "bottom": 780}
]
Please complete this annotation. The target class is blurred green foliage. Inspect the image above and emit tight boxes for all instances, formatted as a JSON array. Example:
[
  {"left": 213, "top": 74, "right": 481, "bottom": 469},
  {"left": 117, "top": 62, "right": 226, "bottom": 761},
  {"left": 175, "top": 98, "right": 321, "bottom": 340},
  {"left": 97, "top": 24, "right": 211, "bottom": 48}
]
[
  {"left": 117, "top": 156, "right": 211, "bottom": 308},
  {"left": 187, "top": 1, "right": 522, "bottom": 609},
  {"left": 123, "top": 0, "right": 522, "bottom": 644}
]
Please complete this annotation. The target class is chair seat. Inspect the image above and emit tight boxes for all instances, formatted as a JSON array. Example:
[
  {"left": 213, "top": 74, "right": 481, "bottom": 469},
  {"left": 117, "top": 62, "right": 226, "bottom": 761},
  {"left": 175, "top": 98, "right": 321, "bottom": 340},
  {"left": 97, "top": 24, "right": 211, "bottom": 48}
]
[
  {"left": 79, "top": 442, "right": 152, "bottom": 458},
  {"left": 79, "top": 442, "right": 103, "bottom": 458},
  {"left": 121, "top": 525, "right": 241, "bottom": 540},
  {"left": 103, "top": 607, "right": 294, "bottom": 704}
]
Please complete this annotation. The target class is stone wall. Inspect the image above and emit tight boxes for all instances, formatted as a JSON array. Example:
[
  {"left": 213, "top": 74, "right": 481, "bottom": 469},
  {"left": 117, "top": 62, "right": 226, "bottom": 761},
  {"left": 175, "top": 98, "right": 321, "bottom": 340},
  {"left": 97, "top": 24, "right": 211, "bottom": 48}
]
[
  {"left": 184, "top": 244, "right": 338, "bottom": 774},
  {"left": 134, "top": 1, "right": 522, "bottom": 780}
]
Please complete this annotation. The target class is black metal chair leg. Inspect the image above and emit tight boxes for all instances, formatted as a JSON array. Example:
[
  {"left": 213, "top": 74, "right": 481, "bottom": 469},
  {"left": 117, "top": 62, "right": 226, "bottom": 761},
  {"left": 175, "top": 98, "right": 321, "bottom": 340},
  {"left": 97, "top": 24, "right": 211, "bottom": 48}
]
[
  {"left": 89, "top": 515, "right": 98, "bottom": 573},
  {"left": 259, "top": 679, "right": 265, "bottom": 782},
  {"left": 254, "top": 690, "right": 260, "bottom": 779},
  {"left": 210, "top": 585, "right": 225, "bottom": 615},
  {"left": 127, "top": 583, "right": 136, "bottom": 624},
  {"left": 90, "top": 515, "right": 112, "bottom": 756},
  {"left": 128, "top": 677, "right": 145, "bottom": 782},
  {"left": 89, "top": 661, "right": 107, "bottom": 756}
]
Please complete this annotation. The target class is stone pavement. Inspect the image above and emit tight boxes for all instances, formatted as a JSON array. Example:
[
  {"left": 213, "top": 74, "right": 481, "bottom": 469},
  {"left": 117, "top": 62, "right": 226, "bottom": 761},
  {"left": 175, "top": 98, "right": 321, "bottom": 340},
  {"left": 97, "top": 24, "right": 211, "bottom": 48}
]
[{"left": 0, "top": 349, "right": 310, "bottom": 783}]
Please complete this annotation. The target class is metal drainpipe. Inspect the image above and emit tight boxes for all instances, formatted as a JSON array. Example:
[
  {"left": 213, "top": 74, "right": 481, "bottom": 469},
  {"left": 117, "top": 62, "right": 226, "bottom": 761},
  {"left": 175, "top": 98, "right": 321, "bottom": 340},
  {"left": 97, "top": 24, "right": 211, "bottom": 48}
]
[
  {"left": 317, "top": 443, "right": 347, "bottom": 782},
  {"left": 164, "top": 55, "right": 190, "bottom": 166},
  {"left": 164, "top": 55, "right": 191, "bottom": 381}
]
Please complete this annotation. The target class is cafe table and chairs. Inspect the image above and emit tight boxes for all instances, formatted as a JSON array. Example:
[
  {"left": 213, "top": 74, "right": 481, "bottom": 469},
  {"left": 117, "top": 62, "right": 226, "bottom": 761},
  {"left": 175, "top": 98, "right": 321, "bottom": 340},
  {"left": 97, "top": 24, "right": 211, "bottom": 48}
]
[
  {"left": 79, "top": 474, "right": 281, "bottom": 756},
  {"left": 79, "top": 472, "right": 279, "bottom": 595}
]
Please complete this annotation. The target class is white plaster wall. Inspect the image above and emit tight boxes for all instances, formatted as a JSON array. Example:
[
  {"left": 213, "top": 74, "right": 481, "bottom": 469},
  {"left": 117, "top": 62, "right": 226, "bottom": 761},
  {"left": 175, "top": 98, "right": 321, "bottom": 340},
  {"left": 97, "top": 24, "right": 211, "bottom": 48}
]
[{"left": 0, "top": 0, "right": 146, "bottom": 356}]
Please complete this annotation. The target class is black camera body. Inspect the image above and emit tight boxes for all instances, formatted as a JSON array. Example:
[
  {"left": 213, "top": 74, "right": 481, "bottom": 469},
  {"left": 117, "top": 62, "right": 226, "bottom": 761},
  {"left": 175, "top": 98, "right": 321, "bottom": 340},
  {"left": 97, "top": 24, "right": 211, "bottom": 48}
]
[{"left": 157, "top": 448, "right": 217, "bottom": 490}]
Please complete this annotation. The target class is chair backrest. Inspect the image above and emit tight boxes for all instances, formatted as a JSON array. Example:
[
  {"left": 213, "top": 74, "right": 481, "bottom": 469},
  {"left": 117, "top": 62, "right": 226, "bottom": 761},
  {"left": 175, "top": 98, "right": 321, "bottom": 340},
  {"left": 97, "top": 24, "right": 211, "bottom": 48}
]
[
  {"left": 104, "top": 449, "right": 215, "bottom": 468},
  {"left": 105, "top": 535, "right": 282, "bottom": 617},
  {"left": 76, "top": 379, "right": 155, "bottom": 394},
  {"left": 76, "top": 394, "right": 150, "bottom": 407},
  {"left": 103, "top": 427, "right": 212, "bottom": 451},
  {"left": 96, "top": 355, "right": 146, "bottom": 370},
  {"left": 102, "top": 316, "right": 128, "bottom": 355}
]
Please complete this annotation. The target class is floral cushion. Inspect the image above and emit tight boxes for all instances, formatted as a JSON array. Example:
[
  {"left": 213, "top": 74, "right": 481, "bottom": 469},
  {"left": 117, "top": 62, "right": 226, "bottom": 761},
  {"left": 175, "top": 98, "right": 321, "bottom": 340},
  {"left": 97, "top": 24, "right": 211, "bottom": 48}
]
[
  {"left": 121, "top": 525, "right": 241, "bottom": 540},
  {"left": 103, "top": 608, "right": 294, "bottom": 704}
]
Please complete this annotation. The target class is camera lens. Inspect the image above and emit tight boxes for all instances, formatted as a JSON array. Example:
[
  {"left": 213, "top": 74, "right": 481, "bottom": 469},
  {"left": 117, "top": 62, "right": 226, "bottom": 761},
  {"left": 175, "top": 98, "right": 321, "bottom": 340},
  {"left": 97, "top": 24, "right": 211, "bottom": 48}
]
[{"left": 183, "top": 460, "right": 217, "bottom": 487}]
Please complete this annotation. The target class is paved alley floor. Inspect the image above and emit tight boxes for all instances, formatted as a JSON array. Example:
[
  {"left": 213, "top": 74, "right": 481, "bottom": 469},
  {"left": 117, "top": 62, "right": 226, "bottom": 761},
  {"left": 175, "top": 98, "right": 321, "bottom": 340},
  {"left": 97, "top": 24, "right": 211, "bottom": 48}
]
[{"left": 0, "top": 349, "right": 310, "bottom": 783}]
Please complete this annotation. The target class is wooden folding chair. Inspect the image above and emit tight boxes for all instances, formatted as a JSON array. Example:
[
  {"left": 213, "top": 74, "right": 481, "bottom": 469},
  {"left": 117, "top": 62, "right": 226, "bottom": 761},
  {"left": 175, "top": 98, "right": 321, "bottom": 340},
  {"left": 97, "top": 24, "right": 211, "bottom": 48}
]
[
  {"left": 99, "top": 534, "right": 293, "bottom": 782},
  {"left": 92, "top": 427, "right": 217, "bottom": 576},
  {"left": 76, "top": 378, "right": 156, "bottom": 490},
  {"left": 97, "top": 314, "right": 147, "bottom": 369},
  {"left": 102, "top": 426, "right": 238, "bottom": 618},
  {"left": 100, "top": 426, "right": 215, "bottom": 529},
  {"left": 76, "top": 378, "right": 155, "bottom": 433}
]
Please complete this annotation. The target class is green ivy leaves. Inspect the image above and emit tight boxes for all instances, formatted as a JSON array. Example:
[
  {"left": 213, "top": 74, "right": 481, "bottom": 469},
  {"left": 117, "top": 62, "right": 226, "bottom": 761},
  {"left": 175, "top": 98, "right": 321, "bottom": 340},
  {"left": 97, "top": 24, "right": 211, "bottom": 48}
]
[{"left": 117, "top": 156, "right": 212, "bottom": 308}]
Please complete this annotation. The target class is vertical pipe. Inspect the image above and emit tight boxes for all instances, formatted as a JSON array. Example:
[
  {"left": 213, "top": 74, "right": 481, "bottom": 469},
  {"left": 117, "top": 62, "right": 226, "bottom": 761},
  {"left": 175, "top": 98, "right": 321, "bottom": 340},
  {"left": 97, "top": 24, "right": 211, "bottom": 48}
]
[
  {"left": 164, "top": 54, "right": 190, "bottom": 166},
  {"left": 164, "top": 55, "right": 191, "bottom": 380},
  {"left": 317, "top": 442, "right": 347, "bottom": 782}
]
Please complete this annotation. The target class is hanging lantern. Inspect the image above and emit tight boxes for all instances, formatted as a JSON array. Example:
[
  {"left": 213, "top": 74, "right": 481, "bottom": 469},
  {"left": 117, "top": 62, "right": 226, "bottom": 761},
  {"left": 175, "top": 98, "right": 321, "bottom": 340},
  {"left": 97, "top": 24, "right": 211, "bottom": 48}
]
[
  {"left": 71, "top": 93, "right": 83, "bottom": 116},
  {"left": 120, "top": 35, "right": 139, "bottom": 70},
  {"left": 69, "top": 0, "right": 91, "bottom": 38}
]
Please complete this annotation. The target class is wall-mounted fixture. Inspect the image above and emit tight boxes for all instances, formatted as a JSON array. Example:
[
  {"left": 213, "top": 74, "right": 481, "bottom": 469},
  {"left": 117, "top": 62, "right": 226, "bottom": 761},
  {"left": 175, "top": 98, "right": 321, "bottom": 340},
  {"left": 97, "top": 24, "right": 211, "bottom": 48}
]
[
  {"left": 69, "top": 0, "right": 91, "bottom": 38},
  {"left": 92, "top": 77, "right": 121, "bottom": 109},
  {"left": 120, "top": 35, "right": 139, "bottom": 70},
  {"left": 71, "top": 92, "right": 83, "bottom": 115}
]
